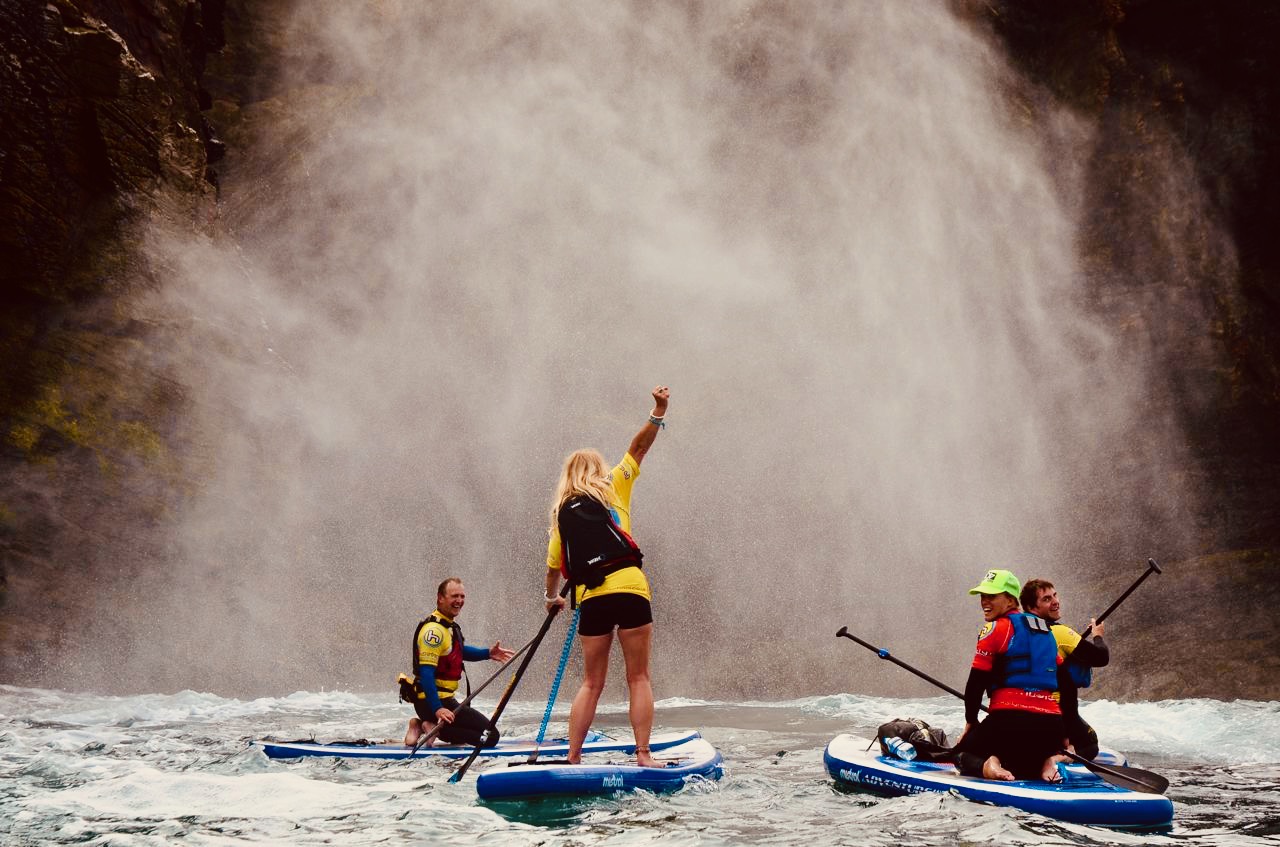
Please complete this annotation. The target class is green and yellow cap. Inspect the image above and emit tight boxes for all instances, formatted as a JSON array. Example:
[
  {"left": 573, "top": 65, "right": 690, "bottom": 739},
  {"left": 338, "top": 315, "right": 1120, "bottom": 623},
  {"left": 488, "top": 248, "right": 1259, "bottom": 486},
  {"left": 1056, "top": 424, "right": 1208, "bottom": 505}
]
[{"left": 968, "top": 568, "right": 1020, "bottom": 598}]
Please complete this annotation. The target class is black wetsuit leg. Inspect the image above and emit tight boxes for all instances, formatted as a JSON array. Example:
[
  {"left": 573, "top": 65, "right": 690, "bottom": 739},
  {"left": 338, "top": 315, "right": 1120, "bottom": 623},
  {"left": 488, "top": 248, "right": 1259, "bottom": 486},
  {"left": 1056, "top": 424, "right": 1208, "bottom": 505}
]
[{"left": 436, "top": 699, "right": 500, "bottom": 748}]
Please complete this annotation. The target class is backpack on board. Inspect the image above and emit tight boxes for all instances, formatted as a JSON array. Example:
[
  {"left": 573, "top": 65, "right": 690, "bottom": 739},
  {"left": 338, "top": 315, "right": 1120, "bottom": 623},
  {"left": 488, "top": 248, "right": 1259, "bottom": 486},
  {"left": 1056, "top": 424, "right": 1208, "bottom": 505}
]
[{"left": 875, "top": 717, "right": 951, "bottom": 762}]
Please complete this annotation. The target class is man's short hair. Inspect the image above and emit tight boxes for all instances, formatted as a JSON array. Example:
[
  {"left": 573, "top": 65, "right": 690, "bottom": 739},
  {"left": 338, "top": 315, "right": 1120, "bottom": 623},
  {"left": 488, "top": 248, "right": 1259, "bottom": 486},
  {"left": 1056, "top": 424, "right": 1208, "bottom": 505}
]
[
  {"left": 1020, "top": 578, "right": 1055, "bottom": 612},
  {"left": 437, "top": 576, "right": 463, "bottom": 597}
]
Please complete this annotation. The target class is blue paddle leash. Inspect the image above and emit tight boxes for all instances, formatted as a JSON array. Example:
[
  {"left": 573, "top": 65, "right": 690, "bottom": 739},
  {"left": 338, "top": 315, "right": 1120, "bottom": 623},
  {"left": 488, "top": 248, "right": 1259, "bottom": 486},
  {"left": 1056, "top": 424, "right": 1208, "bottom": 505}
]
[{"left": 536, "top": 604, "right": 580, "bottom": 743}]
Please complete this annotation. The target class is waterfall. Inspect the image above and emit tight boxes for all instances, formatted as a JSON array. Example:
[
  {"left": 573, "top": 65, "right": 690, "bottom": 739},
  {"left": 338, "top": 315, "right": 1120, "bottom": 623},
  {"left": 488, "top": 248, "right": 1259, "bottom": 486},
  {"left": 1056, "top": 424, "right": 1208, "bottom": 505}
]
[{"left": 118, "top": 0, "right": 1196, "bottom": 697}]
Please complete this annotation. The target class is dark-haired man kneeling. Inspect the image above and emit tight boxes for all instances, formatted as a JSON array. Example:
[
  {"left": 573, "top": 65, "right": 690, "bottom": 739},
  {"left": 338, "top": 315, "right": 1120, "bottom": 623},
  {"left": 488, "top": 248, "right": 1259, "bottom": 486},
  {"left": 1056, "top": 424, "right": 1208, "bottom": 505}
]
[{"left": 1020, "top": 578, "right": 1109, "bottom": 760}]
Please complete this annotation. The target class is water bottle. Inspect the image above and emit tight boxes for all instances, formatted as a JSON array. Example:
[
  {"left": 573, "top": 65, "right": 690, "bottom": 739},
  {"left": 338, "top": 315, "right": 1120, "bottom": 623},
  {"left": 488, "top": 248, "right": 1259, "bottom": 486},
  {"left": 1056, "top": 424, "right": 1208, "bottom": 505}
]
[{"left": 884, "top": 737, "right": 917, "bottom": 761}]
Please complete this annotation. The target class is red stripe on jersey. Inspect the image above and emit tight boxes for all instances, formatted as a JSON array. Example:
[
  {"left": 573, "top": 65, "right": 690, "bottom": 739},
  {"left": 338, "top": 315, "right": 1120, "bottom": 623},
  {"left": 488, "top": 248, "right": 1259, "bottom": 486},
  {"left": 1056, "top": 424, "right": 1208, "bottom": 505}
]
[{"left": 990, "top": 687, "right": 1062, "bottom": 715}]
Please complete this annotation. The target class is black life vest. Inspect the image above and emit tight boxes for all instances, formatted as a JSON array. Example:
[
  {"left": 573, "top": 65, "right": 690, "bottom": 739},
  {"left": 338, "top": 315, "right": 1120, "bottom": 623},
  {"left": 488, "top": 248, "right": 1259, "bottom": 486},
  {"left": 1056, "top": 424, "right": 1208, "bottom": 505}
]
[{"left": 557, "top": 495, "right": 643, "bottom": 589}]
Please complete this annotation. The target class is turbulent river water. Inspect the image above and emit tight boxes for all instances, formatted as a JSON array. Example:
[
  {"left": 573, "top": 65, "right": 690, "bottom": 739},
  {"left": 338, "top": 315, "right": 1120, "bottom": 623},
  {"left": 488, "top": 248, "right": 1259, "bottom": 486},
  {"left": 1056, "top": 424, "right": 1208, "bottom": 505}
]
[{"left": 3, "top": 685, "right": 1278, "bottom": 846}]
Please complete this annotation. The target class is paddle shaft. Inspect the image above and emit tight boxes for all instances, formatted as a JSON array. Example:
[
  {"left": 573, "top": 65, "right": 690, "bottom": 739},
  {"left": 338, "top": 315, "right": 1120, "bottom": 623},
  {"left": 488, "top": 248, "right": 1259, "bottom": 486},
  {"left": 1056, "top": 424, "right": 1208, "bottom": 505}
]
[
  {"left": 836, "top": 627, "right": 968, "bottom": 702},
  {"left": 1079, "top": 558, "right": 1162, "bottom": 639},
  {"left": 409, "top": 633, "right": 540, "bottom": 756},
  {"left": 448, "top": 582, "right": 571, "bottom": 783}
]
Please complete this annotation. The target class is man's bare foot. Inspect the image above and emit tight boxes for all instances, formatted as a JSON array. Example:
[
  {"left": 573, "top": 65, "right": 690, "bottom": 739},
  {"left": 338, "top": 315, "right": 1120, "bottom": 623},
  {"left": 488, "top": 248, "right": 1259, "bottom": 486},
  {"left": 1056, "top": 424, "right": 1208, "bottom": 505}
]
[
  {"left": 636, "top": 746, "right": 658, "bottom": 768},
  {"left": 418, "top": 722, "right": 440, "bottom": 747},
  {"left": 982, "top": 756, "right": 1016, "bottom": 781},
  {"left": 404, "top": 718, "right": 440, "bottom": 747}
]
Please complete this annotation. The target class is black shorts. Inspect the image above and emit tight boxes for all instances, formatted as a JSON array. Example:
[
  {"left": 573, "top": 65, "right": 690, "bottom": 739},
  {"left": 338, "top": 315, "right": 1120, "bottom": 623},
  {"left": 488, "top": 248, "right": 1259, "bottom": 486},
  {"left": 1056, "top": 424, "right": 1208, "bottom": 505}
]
[
  {"left": 954, "top": 709, "right": 1066, "bottom": 780},
  {"left": 578, "top": 592, "right": 653, "bottom": 637}
]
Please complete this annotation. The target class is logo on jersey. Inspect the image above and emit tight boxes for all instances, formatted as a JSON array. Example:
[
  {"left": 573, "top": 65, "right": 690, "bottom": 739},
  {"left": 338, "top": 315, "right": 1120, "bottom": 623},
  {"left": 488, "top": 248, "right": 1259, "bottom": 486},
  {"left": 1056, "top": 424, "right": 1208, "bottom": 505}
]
[
  {"left": 978, "top": 621, "right": 995, "bottom": 640},
  {"left": 425, "top": 628, "right": 443, "bottom": 647},
  {"left": 622, "top": 468, "right": 631, "bottom": 480}
]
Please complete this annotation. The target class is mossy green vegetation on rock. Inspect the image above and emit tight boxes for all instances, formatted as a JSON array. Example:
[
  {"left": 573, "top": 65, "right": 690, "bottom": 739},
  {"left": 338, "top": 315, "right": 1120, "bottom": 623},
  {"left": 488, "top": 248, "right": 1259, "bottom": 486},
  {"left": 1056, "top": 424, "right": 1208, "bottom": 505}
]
[{"left": 0, "top": 0, "right": 226, "bottom": 683}]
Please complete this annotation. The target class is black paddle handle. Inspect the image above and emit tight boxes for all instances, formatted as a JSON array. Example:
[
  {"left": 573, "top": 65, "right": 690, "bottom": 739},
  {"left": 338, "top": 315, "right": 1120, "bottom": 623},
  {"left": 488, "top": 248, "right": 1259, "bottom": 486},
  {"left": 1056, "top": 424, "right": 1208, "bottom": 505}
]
[{"left": 1080, "top": 558, "right": 1162, "bottom": 638}]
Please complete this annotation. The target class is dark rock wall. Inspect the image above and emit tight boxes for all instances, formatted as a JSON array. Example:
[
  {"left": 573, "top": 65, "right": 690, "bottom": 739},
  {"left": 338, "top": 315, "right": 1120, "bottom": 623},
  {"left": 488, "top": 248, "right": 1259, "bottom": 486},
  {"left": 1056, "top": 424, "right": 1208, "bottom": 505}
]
[
  {"left": 0, "top": 0, "right": 229, "bottom": 683},
  {"left": 0, "top": 0, "right": 222, "bottom": 410},
  {"left": 960, "top": 0, "right": 1280, "bottom": 700},
  {"left": 965, "top": 0, "right": 1280, "bottom": 552}
]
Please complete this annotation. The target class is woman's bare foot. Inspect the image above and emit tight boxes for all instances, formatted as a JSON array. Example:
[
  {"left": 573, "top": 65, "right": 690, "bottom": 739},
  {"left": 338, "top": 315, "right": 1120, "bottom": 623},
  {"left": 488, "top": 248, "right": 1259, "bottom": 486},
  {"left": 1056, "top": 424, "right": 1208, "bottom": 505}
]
[
  {"left": 982, "top": 756, "right": 1016, "bottom": 781},
  {"left": 636, "top": 746, "right": 658, "bottom": 768},
  {"left": 1041, "top": 754, "right": 1070, "bottom": 781}
]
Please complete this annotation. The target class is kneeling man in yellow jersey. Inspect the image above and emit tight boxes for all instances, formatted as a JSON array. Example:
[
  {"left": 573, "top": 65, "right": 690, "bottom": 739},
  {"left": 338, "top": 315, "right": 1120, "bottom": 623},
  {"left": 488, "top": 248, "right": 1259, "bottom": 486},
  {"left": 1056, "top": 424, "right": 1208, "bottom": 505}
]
[{"left": 401, "top": 577, "right": 514, "bottom": 747}]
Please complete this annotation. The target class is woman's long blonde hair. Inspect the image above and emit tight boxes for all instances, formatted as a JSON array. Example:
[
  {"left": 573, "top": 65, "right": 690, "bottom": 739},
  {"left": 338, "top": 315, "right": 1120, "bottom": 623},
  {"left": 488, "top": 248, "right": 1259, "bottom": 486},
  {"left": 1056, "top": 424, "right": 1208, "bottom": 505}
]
[{"left": 549, "top": 449, "right": 613, "bottom": 532}]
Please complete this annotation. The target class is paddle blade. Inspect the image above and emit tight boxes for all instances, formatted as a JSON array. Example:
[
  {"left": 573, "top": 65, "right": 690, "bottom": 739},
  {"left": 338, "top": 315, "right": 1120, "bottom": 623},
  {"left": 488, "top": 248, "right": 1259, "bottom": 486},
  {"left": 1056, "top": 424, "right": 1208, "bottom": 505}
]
[
  {"left": 1090, "top": 762, "right": 1169, "bottom": 794},
  {"left": 1068, "top": 751, "right": 1169, "bottom": 794},
  {"left": 446, "top": 760, "right": 469, "bottom": 783}
]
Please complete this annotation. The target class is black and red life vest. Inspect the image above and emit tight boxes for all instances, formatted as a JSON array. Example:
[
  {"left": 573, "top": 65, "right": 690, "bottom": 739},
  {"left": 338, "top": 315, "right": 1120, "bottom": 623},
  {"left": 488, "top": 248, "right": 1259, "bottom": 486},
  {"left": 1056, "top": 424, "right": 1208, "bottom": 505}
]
[
  {"left": 557, "top": 495, "right": 643, "bottom": 589},
  {"left": 412, "top": 612, "right": 464, "bottom": 688}
]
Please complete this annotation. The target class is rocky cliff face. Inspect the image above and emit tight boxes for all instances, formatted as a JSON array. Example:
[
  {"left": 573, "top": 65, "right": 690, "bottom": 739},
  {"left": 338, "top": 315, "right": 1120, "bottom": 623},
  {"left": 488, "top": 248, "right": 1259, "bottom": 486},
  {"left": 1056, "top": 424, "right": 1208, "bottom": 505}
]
[
  {"left": 0, "top": 0, "right": 228, "bottom": 681},
  {"left": 1, "top": 0, "right": 223, "bottom": 359},
  {"left": 966, "top": 0, "right": 1280, "bottom": 552},
  {"left": 962, "top": 0, "right": 1280, "bottom": 700},
  {"left": 0, "top": 0, "right": 224, "bottom": 449}
]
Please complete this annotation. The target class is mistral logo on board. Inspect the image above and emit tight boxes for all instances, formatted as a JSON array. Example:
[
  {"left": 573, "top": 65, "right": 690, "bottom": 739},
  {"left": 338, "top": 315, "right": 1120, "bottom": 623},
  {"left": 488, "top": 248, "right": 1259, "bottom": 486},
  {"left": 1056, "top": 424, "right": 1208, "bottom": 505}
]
[{"left": 602, "top": 774, "right": 625, "bottom": 789}]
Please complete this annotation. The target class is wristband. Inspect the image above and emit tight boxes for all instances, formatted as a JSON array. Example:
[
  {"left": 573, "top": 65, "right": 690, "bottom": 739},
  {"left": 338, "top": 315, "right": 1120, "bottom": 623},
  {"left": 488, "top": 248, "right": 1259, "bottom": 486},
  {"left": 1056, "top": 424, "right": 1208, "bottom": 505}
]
[
  {"left": 544, "top": 593, "right": 558, "bottom": 602},
  {"left": 648, "top": 414, "right": 666, "bottom": 429}
]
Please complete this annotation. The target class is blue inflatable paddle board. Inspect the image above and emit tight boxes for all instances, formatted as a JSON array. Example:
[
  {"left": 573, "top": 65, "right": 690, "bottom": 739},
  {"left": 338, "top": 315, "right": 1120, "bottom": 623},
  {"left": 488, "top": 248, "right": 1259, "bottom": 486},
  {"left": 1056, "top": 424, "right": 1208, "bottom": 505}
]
[
  {"left": 824, "top": 734, "right": 1172, "bottom": 831},
  {"left": 476, "top": 737, "right": 723, "bottom": 800},
  {"left": 255, "top": 729, "right": 699, "bottom": 761}
]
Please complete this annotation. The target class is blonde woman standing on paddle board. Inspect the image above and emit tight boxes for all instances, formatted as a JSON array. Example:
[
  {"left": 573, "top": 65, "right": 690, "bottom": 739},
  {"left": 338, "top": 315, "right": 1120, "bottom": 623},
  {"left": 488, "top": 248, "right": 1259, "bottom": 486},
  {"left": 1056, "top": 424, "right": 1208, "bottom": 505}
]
[{"left": 544, "top": 385, "right": 669, "bottom": 767}]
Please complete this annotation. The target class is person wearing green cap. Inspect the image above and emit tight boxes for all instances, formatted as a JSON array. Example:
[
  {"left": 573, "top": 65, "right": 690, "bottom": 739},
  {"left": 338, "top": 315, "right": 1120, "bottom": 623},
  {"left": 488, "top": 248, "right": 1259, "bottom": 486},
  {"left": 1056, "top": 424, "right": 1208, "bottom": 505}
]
[{"left": 950, "top": 569, "right": 1069, "bottom": 782}]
